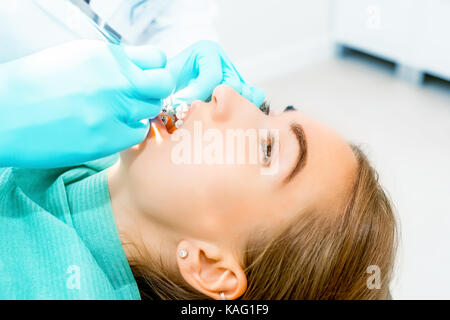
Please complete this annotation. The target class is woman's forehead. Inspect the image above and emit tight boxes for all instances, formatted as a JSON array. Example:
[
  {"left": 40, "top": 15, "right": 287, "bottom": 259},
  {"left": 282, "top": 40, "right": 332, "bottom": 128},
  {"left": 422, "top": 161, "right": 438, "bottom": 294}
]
[{"left": 279, "top": 110, "right": 358, "bottom": 211}]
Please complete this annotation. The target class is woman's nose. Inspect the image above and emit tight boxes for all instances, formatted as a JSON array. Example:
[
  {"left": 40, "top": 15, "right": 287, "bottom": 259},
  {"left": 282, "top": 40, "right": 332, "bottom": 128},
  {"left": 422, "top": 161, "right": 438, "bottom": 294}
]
[{"left": 210, "top": 84, "right": 239, "bottom": 122}]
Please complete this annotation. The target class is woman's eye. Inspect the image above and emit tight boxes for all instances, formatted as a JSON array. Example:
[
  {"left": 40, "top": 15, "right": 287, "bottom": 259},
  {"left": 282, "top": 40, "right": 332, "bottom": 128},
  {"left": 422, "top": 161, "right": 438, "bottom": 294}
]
[
  {"left": 259, "top": 101, "right": 270, "bottom": 115},
  {"left": 260, "top": 134, "right": 274, "bottom": 166}
]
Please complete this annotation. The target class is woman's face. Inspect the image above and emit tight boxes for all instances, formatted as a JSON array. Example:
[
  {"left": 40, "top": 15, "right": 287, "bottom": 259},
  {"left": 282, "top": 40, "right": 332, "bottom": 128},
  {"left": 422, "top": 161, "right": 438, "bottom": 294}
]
[{"left": 120, "top": 85, "right": 357, "bottom": 250}]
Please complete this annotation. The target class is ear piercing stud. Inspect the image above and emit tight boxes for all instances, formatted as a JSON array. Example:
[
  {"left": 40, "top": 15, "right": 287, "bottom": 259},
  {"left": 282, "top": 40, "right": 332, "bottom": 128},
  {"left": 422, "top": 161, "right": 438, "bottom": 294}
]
[
  {"left": 179, "top": 249, "right": 188, "bottom": 259},
  {"left": 219, "top": 292, "right": 226, "bottom": 300}
]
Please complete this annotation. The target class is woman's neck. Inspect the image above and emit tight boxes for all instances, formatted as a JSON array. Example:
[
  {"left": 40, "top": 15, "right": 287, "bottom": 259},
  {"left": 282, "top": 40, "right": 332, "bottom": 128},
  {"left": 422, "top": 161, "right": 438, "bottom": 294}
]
[{"left": 106, "top": 160, "right": 178, "bottom": 268}]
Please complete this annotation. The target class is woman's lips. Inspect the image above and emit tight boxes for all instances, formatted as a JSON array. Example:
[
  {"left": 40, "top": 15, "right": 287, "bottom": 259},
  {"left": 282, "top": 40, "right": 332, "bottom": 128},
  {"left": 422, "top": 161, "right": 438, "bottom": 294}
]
[
  {"left": 147, "top": 102, "right": 196, "bottom": 141},
  {"left": 165, "top": 102, "right": 195, "bottom": 133},
  {"left": 147, "top": 116, "right": 168, "bottom": 142}
]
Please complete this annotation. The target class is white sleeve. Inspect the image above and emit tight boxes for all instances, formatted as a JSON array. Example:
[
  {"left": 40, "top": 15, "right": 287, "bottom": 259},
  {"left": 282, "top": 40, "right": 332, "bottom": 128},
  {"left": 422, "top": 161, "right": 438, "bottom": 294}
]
[
  {"left": 92, "top": 0, "right": 219, "bottom": 57},
  {"left": 137, "top": 0, "right": 220, "bottom": 57}
]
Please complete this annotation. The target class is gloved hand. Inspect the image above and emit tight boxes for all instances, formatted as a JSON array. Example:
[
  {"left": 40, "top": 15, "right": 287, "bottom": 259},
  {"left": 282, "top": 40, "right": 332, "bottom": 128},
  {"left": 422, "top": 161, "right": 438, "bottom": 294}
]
[
  {"left": 0, "top": 40, "right": 174, "bottom": 168},
  {"left": 167, "top": 40, "right": 265, "bottom": 109}
]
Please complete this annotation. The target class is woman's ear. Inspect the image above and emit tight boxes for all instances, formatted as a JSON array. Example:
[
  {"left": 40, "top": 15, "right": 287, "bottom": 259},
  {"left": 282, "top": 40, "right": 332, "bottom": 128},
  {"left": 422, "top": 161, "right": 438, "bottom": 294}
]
[{"left": 176, "top": 240, "right": 247, "bottom": 300}]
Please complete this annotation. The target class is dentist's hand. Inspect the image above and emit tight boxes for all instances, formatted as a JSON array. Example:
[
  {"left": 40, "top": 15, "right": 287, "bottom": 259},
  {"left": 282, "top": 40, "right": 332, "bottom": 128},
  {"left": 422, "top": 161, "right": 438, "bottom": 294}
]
[
  {"left": 0, "top": 40, "right": 174, "bottom": 168},
  {"left": 167, "top": 40, "right": 265, "bottom": 109}
]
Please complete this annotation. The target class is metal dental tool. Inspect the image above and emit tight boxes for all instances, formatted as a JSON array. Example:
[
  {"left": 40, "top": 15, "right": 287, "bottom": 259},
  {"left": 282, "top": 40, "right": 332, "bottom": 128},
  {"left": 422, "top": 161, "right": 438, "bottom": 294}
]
[{"left": 68, "top": 0, "right": 123, "bottom": 44}]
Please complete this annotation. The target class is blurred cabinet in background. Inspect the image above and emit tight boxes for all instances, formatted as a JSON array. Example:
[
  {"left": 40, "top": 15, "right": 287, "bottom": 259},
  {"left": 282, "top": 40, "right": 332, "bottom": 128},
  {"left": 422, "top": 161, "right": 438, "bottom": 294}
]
[{"left": 331, "top": 0, "right": 450, "bottom": 83}]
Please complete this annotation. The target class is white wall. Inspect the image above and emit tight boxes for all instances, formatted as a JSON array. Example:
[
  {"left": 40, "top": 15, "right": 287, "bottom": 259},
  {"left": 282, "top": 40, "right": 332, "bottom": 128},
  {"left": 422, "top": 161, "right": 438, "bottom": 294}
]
[
  {"left": 213, "top": 0, "right": 333, "bottom": 83},
  {"left": 331, "top": 0, "right": 450, "bottom": 81}
]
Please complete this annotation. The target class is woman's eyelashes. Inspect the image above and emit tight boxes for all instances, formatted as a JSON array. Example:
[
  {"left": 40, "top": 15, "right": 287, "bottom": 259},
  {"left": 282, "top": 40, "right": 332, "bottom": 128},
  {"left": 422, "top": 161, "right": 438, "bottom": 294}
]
[
  {"left": 284, "top": 105, "right": 296, "bottom": 112},
  {"left": 259, "top": 102, "right": 296, "bottom": 115},
  {"left": 259, "top": 101, "right": 271, "bottom": 115}
]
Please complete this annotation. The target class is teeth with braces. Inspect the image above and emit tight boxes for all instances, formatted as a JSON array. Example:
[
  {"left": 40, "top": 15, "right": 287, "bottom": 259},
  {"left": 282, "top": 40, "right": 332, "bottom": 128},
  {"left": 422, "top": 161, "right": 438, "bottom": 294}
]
[
  {"left": 176, "top": 111, "right": 186, "bottom": 120},
  {"left": 160, "top": 115, "right": 169, "bottom": 125},
  {"left": 179, "top": 102, "right": 189, "bottom": 113},
  {"left": 175, "top": 119, "right": 184, "bottom": 128},
  {"left": 160, "top": 97, "right": 191, "bottom": 132}
]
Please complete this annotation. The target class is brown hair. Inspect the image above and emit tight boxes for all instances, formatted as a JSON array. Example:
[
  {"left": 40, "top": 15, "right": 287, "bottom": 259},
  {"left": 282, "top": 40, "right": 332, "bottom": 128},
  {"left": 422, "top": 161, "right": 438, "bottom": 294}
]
[{"left": 131, "top": 145, "right": 398, "bottom": 300}]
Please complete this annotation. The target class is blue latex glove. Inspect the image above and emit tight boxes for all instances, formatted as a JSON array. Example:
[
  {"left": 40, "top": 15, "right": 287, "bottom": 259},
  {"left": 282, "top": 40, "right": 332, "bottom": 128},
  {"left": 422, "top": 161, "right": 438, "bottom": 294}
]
[
  {"left": 167, "top": 40, "right": 265, "bottom": 109},
  {"left": 0, "top": 40, "right": 174, "bottom": 168}
]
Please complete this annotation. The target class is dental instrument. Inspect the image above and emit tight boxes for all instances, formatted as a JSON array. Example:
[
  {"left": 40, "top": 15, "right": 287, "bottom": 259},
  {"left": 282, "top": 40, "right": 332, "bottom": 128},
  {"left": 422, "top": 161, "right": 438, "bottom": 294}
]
[{"left": 68, "top": 0, "right": 122, "bottom": 45}]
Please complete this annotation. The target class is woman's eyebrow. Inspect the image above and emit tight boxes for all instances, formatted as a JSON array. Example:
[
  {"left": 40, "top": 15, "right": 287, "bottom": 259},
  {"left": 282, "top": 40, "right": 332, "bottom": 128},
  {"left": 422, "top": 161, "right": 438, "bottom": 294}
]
[{"left": 283, "top": 123, "right": 308, "bottom": 184}]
